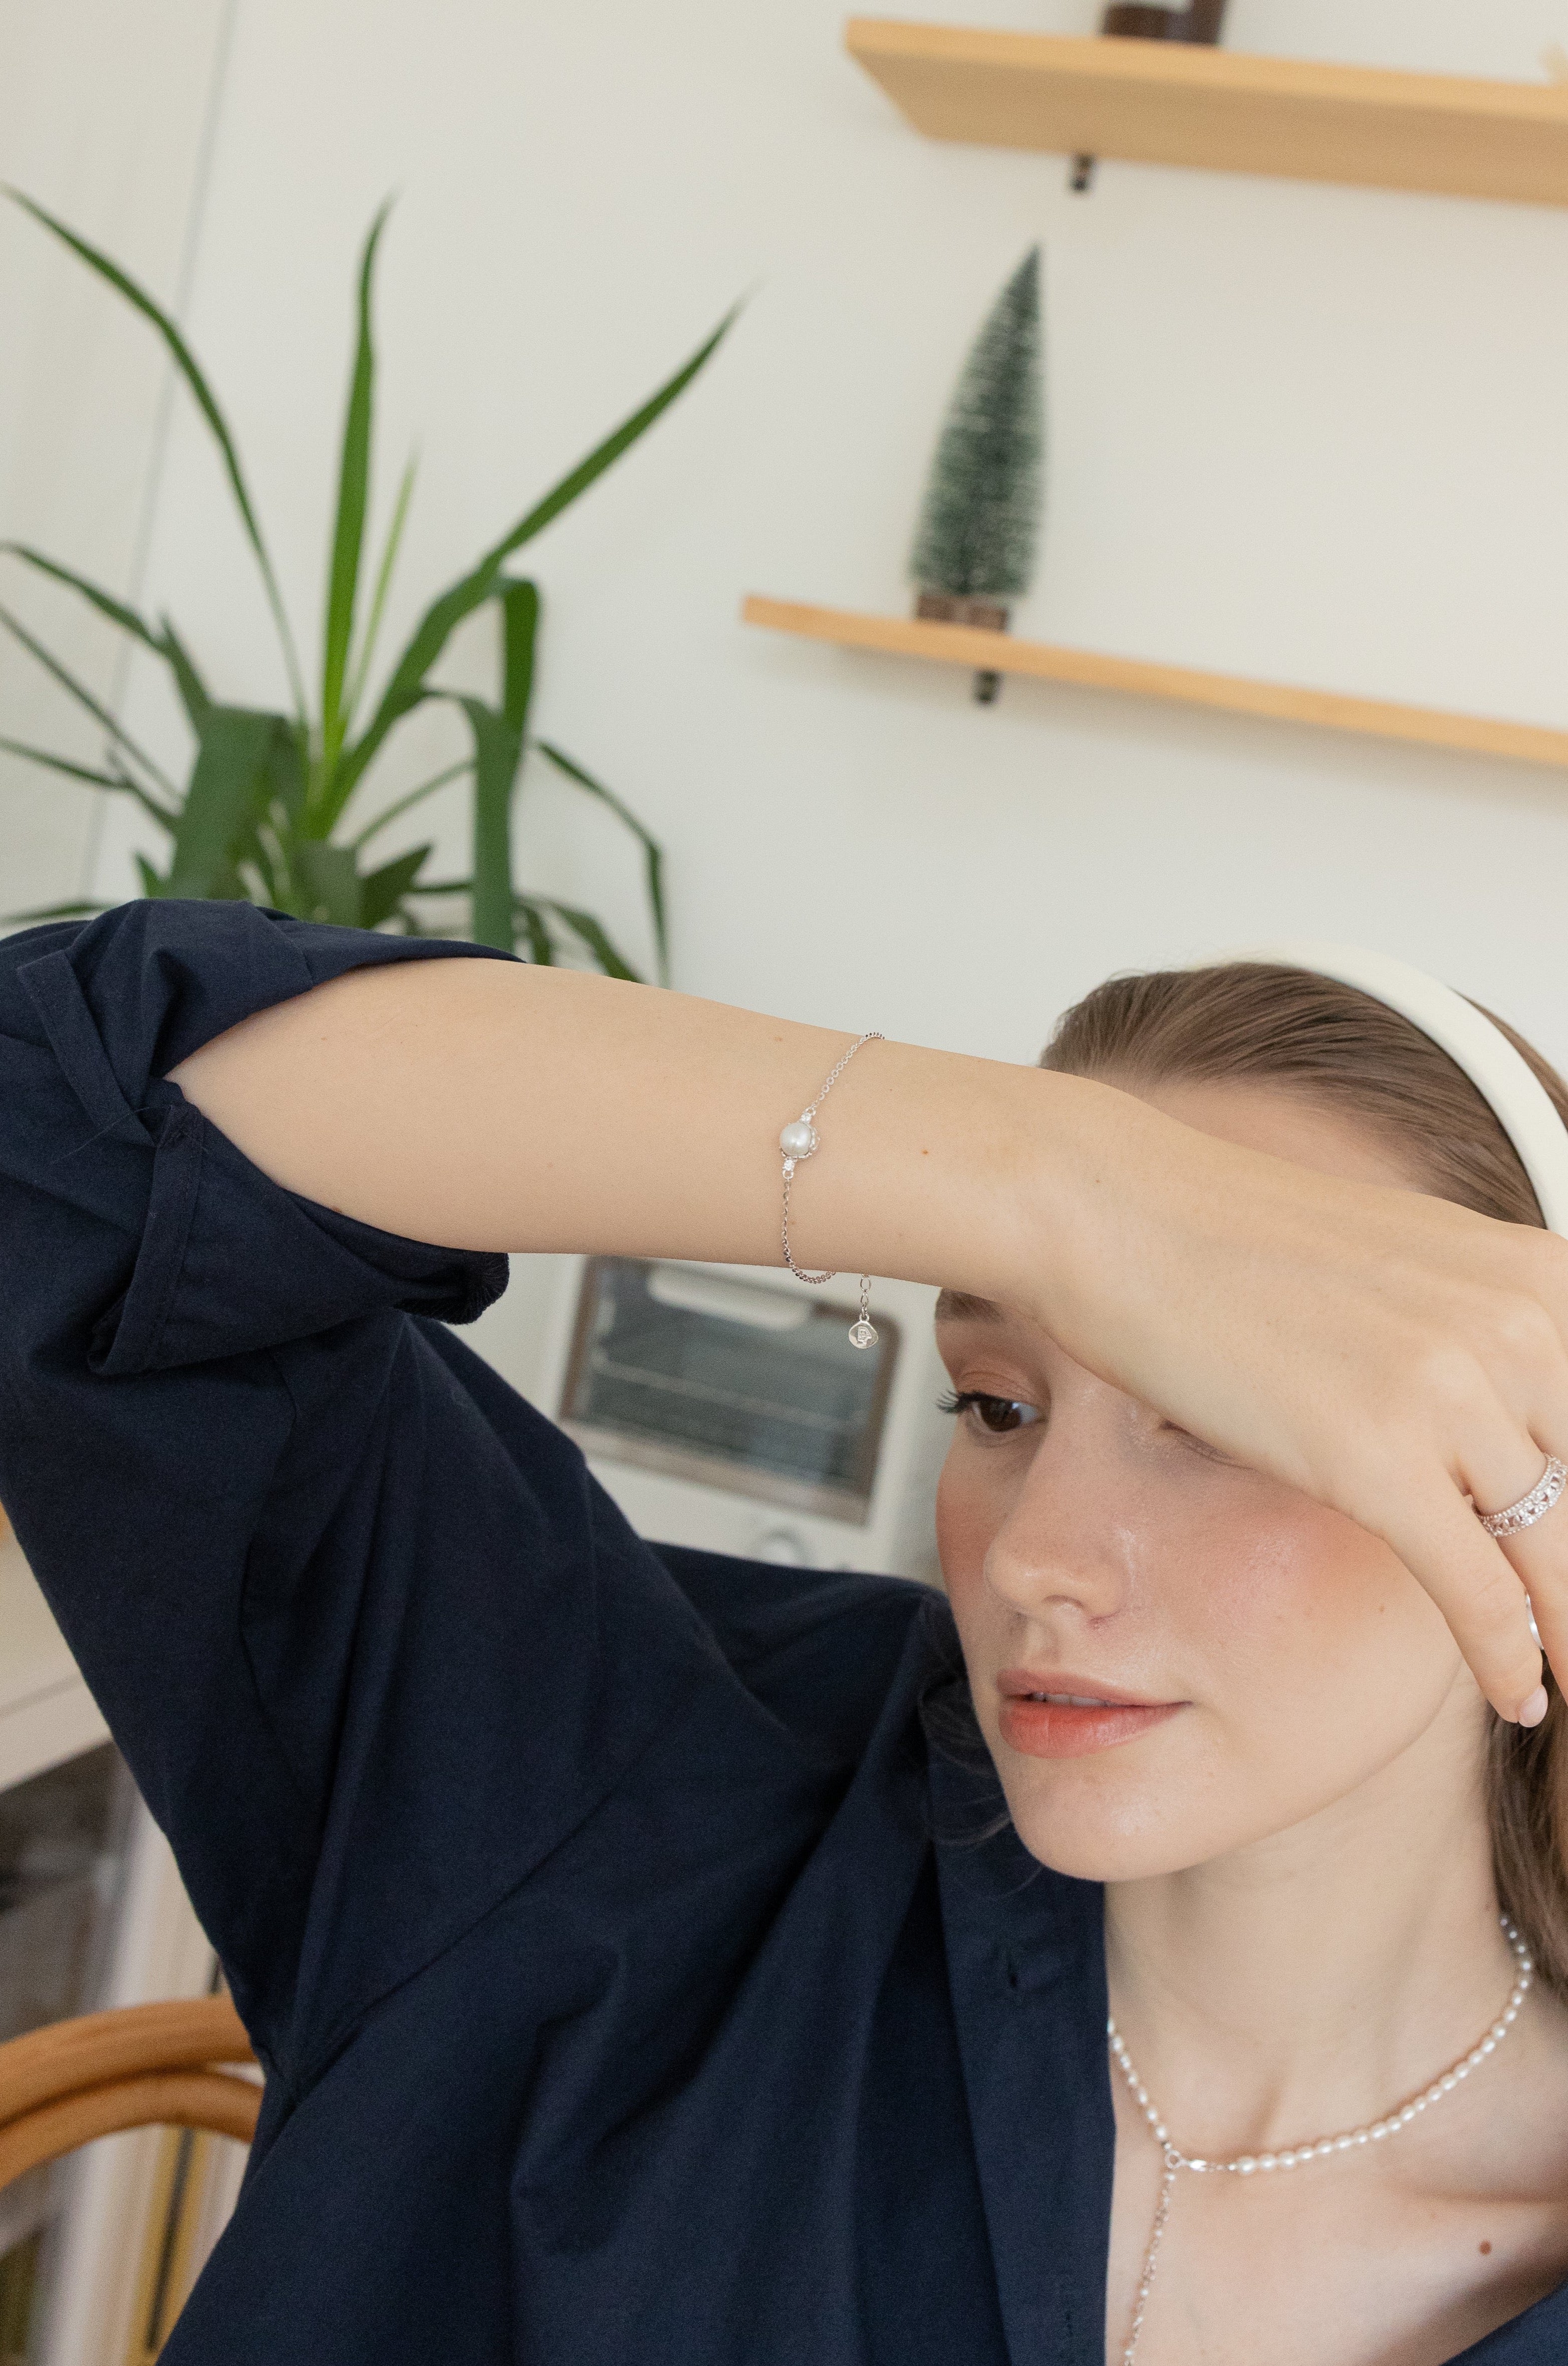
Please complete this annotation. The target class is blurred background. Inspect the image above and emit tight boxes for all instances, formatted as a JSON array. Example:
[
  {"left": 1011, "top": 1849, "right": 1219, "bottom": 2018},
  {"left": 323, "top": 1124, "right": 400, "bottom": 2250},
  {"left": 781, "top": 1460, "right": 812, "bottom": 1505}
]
[{"left": 5, "top": 0, "right": 1568, "bottom": 2353}]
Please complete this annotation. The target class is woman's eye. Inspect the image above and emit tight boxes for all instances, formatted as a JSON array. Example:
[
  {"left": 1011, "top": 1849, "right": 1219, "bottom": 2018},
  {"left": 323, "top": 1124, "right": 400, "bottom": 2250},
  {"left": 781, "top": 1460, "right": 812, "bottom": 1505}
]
[{"left": 938, "top": 1390, "right": 1043, "bottom": 1436}]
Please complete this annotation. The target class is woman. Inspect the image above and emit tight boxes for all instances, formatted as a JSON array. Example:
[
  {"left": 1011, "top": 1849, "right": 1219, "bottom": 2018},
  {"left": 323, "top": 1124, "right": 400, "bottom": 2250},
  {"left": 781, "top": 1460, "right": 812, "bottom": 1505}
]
[{"left": 2, "top": 900, "right": 1567, "bottom": 2365}]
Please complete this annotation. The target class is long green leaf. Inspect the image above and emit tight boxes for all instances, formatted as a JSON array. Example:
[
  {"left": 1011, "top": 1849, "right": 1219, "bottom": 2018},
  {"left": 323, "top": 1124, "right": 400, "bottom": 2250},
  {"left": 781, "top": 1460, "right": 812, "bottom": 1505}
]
[
  {"left": 349, "top": 758, "right": 471, "bottom": 852},
  {"left": 167, "top": 708, "right": 299, "bottom": 899},
  {"left": 500, "top": 576, "right": 539, "bottom": 732},
  {"left": 535, "top": 738, "right": 667, "bottom": 984},
  {"left": 330, "top": 306, "right": 736, "bottom": 819},
  {"left": 319, "top": 205, "right": 390, "bottom": 798},
  {"left": 2, "top": 896, "right": 113, "bottom": 924},
  {"left": 5, "top": 188, "right": 309, "bottom": 723},
  {"left": 1, "top": 547, "right": 214, "bottom": 741},
  {"left": 158, "top": 617, "right": 214, "bottom": 733},
  {"left": 511, "top": 894, "right": 554, "bottom": 966},
  {"left": 1, "top": 544, "right": 161, "bottom": 648},
  {"left": 536, "top": 896, "right": 643, "bottom": 982},
  {"left": 344, "top": 451, "right": 416, "bottom": 727},
  {"left": 288, "top": 838, "right": 362, "bottom": 925},
  {"left": 446, "top": 693, "right": 526, "bottom": 952},
  {"left": 0, "top": 601, "right": 178, "bottom": 794},
  {"left": 0, "top": 734, "right": 177, "bottom": 829},
  {"left": 463, "top": 579, "right": 539, "bottom": 952},
  {"left": 358, "top": 840, "right": 434, "bottom": 929}
]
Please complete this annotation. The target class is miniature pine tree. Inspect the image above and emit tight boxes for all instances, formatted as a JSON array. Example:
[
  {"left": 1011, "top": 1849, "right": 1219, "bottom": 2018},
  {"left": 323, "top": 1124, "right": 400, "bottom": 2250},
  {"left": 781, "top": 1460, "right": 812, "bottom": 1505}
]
[{"left": 910, "top": 247, "right": 1043, "bottom": 616}]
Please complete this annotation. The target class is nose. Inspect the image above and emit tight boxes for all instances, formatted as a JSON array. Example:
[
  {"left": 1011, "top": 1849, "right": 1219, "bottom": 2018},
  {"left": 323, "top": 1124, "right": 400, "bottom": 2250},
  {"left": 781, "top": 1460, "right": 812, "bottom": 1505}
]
[{"left": 981, "top": 1425, "right": 1136, "bottom": 1629}]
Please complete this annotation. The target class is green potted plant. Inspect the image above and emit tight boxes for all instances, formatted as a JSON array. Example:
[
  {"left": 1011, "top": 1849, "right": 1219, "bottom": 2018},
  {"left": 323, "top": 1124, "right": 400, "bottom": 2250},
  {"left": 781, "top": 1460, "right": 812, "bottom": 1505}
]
[{"left": 1, "top": 194, "right": 735, "bottom": 977}]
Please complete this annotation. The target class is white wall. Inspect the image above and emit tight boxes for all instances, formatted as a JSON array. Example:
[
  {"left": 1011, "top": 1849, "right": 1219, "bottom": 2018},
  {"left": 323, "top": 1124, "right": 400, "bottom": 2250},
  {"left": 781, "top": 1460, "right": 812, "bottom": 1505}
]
[
  {"left": 8, "top": 2, "right": 1568, "bottom": 1095},
  {"left": 0, "top": 0, "right": 233, "bottom": 917}
]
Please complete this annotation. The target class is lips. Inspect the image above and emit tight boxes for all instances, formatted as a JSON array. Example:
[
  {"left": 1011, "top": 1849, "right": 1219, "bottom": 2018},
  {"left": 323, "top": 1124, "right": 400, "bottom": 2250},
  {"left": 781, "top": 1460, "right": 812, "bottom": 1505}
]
[{"left": 996, "top": 1669, "right": 1185, "bottom": 1760}]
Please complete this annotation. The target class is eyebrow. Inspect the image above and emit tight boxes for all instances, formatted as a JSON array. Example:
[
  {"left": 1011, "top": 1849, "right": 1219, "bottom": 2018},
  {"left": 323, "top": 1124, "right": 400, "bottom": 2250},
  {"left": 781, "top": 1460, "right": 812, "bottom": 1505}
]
[{"left": 933, "top": 1288, "right": 1004, "bottom": 1326}]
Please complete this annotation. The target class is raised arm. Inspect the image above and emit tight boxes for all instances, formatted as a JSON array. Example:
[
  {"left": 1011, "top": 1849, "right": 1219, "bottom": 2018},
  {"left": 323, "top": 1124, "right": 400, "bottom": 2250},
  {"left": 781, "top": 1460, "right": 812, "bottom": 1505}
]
[{"left": 171, "top": 957, "right": 1568, "bottom": 1727}]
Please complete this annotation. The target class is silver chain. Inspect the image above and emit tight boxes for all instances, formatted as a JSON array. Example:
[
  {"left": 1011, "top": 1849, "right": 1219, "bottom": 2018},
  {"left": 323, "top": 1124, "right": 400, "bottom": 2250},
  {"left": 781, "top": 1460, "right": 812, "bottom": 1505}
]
[
  {"left": 1111, "top": 1914, "right": 1533, "bottom": 2363},
  {"left": 778, "top": 1032, "right": 884, "bottom": 1348},
  {"left": 779, "top": 1157, "right": 831, "bottom": 1286}
]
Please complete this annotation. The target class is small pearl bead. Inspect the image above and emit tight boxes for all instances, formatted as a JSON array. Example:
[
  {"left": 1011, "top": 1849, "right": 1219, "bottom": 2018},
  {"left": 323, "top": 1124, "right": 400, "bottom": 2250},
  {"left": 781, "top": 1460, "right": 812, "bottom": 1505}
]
[
  {"left": 1355, "top": 2130, "right": 1371, "bottom": 2145},
  {"left": 1400, "top": 2104, "right": 1419, "bottom": 2122},
  {"left": 1237, "top": 2157, "right": 1257, "bottom": 2175},
  {"left": 1335, "top": 2136, "right": 1355, "bottom": 2153},
  {"left": 1189, "top": 2159, "right": 1208, "bottom": 2174},
  {"left": 1153, "top": 2124, "right": 1168, "bottom": 2142},
  {"left": 778, "top": 1119, "right": 818, "bottom": 1158},
  {"left": 1259, "top": 2155, "right": 1277, "bottom": 2171}
]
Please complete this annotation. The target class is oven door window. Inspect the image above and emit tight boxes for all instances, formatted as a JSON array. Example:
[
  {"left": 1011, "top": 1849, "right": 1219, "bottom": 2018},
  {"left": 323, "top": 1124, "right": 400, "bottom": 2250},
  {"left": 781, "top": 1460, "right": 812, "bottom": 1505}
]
[{"left": 561, "top": 1259, "right": 901, "bottom": 1523}]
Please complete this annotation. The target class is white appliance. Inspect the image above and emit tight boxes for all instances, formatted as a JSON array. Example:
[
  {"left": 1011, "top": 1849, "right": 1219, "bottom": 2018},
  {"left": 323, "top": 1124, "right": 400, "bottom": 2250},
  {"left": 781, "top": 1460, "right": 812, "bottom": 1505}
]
[
  {"left": 472, "top": 1255, "right": 952, "bottom": 1584},
  {"left": 0, "top": 1522, "right": 242, "bottom": 2366}
]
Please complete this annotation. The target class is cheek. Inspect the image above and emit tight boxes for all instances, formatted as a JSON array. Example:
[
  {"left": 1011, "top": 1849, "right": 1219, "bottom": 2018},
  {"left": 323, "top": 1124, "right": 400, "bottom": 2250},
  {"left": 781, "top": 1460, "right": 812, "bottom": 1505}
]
[
  {"left": 934, "top": 1439, "right": 1004, "bottom": 1615},
  {"left": 1188, "top": 1498, "right": 1452, "bottom": 1709}
]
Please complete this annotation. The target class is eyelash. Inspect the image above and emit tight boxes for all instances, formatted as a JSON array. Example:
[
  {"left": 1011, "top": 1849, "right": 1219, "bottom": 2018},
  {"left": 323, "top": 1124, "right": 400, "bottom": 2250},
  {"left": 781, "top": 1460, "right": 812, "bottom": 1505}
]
[{"left": 937, "top": 1389, "right": 1042, "bottom": 1436}]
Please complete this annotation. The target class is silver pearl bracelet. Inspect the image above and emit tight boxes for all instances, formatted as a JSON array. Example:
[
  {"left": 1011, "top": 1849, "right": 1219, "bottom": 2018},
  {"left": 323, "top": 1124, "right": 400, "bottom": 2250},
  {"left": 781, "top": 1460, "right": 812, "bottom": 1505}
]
[{"left": 778, "top": 1032, "right": 885, "bottom": 1350}]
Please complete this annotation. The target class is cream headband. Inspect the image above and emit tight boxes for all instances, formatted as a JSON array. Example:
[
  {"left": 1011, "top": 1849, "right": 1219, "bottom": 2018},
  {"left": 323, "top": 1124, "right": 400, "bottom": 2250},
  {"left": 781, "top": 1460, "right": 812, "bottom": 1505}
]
[{"left": 1199, "top": 943, "right": 1568, "bottom": 1239}]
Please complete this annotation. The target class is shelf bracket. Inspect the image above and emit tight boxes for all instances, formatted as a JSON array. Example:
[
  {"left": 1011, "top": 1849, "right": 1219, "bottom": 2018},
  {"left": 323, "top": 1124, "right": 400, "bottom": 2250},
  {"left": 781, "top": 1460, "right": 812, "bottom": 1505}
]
[{"left": 1073, "top": 0, "right": 1229, "bottom": 189}]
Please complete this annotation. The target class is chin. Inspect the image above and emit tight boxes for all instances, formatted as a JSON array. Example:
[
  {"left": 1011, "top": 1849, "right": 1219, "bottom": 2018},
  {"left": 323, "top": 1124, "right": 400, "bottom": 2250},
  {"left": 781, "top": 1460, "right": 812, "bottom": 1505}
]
[
  {"left": 989, "top": 1739, "right": 1249, "bottom": 1885},
  {"left": 1006, "top": 1794, "right": 1215, "bottom": 1883}
]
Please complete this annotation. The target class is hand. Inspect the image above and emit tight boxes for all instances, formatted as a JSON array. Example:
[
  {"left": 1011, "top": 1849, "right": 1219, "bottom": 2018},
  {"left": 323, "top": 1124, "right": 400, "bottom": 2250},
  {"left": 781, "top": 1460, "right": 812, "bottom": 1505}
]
[{"left": 1032, "top": 1079, "right": 1568, "bottom": 1725}]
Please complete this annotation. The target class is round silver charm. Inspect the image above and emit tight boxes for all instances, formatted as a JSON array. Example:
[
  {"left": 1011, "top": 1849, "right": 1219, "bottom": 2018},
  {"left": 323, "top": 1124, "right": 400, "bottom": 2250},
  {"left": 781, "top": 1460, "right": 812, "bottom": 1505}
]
[{"left": 779, "top": 1119, "right": 819, "bottom": 1160}]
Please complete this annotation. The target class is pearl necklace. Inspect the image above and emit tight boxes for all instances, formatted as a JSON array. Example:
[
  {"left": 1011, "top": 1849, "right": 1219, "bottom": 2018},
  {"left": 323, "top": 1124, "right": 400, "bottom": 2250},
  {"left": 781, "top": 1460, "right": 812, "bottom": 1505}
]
[{"left": 1108, "top": 1915, "right": 1534, "bottom": 2365}]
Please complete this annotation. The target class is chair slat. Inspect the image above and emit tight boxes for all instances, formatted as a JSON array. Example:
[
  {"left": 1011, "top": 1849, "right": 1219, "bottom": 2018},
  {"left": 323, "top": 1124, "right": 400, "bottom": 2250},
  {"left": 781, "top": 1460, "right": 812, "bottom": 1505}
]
[
  {"left": 0, "top": 2069, "right": 262, "bottom": 2190},
  {"left": 0, "top": 1997, "right": 254, "bottom": 2126}
]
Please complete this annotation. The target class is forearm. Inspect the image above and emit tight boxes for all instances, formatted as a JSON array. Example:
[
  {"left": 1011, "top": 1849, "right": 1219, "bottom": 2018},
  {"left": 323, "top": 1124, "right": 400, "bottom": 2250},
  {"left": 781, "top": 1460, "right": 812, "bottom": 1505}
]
[
  {"left": 167, "top": 942, "right": 1568, "bottom": 1722},
  {"left": 167, "top": 956, "right": 1111, "bottom": 1300}
]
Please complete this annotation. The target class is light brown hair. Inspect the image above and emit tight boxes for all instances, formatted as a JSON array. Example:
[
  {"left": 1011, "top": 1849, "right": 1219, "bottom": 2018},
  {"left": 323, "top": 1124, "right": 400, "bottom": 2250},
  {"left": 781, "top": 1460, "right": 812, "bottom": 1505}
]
[{"left": 1041, "top": 962, "right": 1568, "bottom": 1997}]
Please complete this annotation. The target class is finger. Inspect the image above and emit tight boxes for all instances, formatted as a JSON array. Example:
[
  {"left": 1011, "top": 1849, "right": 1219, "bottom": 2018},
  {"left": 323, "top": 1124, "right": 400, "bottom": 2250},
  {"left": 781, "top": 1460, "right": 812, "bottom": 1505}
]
[
  {"left": 1468, "top": 1445, "right": 1568, "bottom": 1708},
  {"left": 1379, "top": 1478, "right": 1543, "bottom": 1723}
]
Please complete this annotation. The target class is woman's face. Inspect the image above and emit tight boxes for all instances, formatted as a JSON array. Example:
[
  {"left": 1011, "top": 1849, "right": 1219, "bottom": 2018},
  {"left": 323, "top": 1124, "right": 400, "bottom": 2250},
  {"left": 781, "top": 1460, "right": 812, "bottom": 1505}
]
[{"left": 935, "top": 1075, "right": 1491, "bottom": 1884}]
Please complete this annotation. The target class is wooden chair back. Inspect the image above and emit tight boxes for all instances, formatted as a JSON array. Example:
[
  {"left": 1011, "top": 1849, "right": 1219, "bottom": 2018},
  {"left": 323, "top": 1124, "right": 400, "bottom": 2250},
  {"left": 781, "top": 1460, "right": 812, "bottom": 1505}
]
[{"left": 0, "top": 1995, "right": 259, "bottom": 2191}]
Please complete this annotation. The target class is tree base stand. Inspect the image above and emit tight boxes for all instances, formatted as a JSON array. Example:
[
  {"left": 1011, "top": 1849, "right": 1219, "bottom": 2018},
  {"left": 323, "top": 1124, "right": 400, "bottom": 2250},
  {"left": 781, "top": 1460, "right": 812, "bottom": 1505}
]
[{"left": 915, "top": 593, "right": 1010, "bottom": 703}]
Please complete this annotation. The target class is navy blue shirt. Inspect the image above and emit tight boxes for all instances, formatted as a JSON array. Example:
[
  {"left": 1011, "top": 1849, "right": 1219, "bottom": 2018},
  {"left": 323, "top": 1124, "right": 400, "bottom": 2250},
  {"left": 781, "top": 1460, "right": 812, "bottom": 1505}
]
[{"left": 0, "top": 901, "right": 1562, "bottom": 2364}]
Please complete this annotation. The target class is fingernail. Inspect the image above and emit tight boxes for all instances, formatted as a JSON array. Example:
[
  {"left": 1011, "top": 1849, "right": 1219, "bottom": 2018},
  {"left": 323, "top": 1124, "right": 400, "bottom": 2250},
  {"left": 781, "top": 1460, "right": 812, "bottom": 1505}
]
[{"left": 1518, "top": 1686, "right": 1550, "bottom": 1729}]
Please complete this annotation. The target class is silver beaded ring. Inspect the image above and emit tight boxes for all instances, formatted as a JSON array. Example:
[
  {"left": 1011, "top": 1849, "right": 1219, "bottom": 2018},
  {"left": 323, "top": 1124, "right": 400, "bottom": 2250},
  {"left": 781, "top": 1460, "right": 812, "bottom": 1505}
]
[{"left": 1478, "top": 1456, "right": 1568, "bottom": 1540}]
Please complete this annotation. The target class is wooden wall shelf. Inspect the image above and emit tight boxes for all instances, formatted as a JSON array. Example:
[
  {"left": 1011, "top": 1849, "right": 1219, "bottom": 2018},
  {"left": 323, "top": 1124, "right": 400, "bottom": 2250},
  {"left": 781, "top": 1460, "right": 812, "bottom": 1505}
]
[
  {"left": 741, "top": 596, "right": 1568, "bottom": 771},
  {"left": 845, "top": 21, "right": 1568, "bottom": 207}
]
